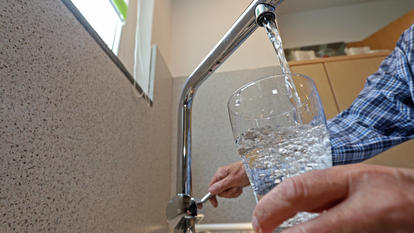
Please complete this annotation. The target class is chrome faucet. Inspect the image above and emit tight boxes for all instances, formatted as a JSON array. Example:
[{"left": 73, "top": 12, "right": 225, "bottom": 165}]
[{"left": 167, "top": 1, "right": 283, "bottom": 232}]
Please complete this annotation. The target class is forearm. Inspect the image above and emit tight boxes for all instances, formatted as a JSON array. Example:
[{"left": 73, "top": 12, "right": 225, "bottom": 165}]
[
  {"left": 328, "top": 115, "right": 407, "bottom": 165},
  {"left": 327, "top": 24, "right": 414, "bottom": 165}
]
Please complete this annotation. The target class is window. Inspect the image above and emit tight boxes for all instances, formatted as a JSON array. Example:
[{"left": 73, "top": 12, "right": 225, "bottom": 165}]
[
  {"left": 70, "top": 0, "right": 128, "bottom": 55},
  {"left": 134, "top": 0, "right": 155, "bottom": 99},
  {"left": 64, "top": 0, "right": 156, "bottom": 101}
]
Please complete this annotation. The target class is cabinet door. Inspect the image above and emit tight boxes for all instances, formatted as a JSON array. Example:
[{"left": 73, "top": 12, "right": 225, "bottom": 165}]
[
  {"left": 364, "top": 140, "right": 414, "bottom": 169},
  {"left": 324, "top": 56, "right": 386, "bottom": 111},
  {"left": 290, "top": 63, "right": 339, "bottom": 119}
]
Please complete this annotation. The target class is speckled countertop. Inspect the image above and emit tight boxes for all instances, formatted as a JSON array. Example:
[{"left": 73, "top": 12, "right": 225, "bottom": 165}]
[{"left": 0, "top": 0, "right": 173, "bottom": 232}]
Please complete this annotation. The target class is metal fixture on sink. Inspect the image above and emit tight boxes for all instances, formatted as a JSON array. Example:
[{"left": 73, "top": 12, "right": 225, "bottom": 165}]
[{"left": 167, "top": 1, "right": 284, "bottom": 232}]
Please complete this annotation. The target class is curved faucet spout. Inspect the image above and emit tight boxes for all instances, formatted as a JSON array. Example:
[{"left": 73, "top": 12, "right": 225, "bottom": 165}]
[
  {"left": 177, "top": 0, "right": 282, "bottom": 197},
  {"left": 170, "top": 0, "right": 283, "bottom": 232}
]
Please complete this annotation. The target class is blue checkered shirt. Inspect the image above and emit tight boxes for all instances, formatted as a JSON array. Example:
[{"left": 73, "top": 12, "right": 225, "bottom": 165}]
[{"left": 328, "top": 24, "right": 414, "bottom": 165}]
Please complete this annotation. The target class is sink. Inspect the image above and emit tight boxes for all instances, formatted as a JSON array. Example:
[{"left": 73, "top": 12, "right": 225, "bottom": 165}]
[{"left": 195, "top": 223, "right": 254, "bottom": 233}]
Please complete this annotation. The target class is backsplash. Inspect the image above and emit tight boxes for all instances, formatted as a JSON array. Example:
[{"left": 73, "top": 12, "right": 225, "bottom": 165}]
[
  {"left": 0, "top": 0, "right": 172, "bottom": 232},
  {"left": 171, "top": 66, "right": 282, "bottom": 223}
]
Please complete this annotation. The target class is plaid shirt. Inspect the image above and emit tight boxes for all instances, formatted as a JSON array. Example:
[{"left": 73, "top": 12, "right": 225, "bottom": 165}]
[{"left": 328, "top": 24, "right": 414, "bottom": 165}]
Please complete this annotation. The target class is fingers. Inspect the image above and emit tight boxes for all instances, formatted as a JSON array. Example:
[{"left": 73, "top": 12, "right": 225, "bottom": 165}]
[
  {"left": 208, "top": 164, "right": 234, "bottom": 195},
  {"left": 207, "top": 161, "right": 248, "bottom": 210},
  {"left": 207, "top": 165, "right": 231, "bottom": 208},
  {"left": 208, "top": 162, "right": 248, "bottom": 195},
  {"left": 281, "top": 202, "right": 355, "bottom": 233},
  {"left": 252, "top": 164, "right": 414, "bottom": 233},
  {"left": 252, "top": 167, "right": 350, "bottom": 233},
  {"left": 281, "top": 192, "right": 379, "bottom": 233},
  {"left": 208, "top": 167, "right": 231, "bottom": 196},
  {"left": 208, "top": 187, "right": 243, "bottom": 208},
  {"left": 209, "top": 195, "right": 218, "bottom": 208},
  {"left": 208, "top": 175, "right": 235, "bottom": 195},
  {"left": 208, "top": 166, "right": 230, "bottom": 187},
  {"left": 219, "top": 187, "right": 243, "bottom": 198}
]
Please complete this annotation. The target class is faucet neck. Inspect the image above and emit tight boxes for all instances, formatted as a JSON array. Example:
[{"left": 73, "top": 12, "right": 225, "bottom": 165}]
[
  {"left": 170, "top": 1, "right": 283, "bottom": 232},
  {"left": 176, "top": 0, "right": 282, "bottom": 196}
]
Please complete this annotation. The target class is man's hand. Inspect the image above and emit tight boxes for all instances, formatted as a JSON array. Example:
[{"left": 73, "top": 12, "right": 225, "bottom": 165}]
[
  {"left": 252, "top": 164, "right": 414, "bottom": 233},
  {"left": 207, "top": 161, "right": 250, "bottom": 208}
]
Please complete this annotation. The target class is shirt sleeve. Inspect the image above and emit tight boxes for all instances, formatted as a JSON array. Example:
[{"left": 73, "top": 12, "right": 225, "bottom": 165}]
[{"left": 328, "top": 24, "right": 414, "bottom": 165}]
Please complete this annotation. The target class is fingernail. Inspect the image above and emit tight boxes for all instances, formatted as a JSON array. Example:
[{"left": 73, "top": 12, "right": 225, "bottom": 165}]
[{"left": 252, "top": 216, "right": 261, "bottom": 233}]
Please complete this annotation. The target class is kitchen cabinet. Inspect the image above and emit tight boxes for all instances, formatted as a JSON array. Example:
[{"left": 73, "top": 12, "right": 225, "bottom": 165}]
[
  {"left": 290, "top": 63, "right": 339, "bottom": 119},
  {"left": 324, "top": 56, "right": 386, "bottom": 111},
  {"left": 289, "top": 52, "right": 414, "bottom": 169}
]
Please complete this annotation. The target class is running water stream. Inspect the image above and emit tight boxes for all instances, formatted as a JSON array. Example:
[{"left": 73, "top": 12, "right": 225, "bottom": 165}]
[
  {"left": 263, "top": 17, "right": 302, "bottom": 124},
  {"left": 264, "top": 19, "right": 291, "bottom": 74}
]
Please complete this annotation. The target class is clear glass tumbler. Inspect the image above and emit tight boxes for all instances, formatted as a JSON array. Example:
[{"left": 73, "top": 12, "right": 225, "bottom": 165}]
[{"left": 228, "top": 73, "right": 332, "bottom": 231}]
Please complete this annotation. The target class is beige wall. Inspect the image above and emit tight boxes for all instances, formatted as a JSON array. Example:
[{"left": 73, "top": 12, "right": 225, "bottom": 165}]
[
  {"left": 170, "top": 0, "right": 276, "bottom": 78},
  {"left": 170, "top": 0, "right": 414, "bottom": 77},
  {"left": 277, "top": 0, "right": 414, "bottom": 48},
  {"left": 0, "top": 0, "right": 173, "bottom": 232},
  {"left": 152, "top": 0, "right": 173, "bottom": 69}
]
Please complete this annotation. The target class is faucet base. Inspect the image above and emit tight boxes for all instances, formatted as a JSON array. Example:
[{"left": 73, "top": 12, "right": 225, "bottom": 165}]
[{"left": 167, "top": 194, "right": 198, "bottom": 232}]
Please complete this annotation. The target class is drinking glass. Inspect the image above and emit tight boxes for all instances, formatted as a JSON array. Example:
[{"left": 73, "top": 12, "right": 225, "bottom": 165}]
[{"left": 228, "top": 73, "right": 332, "bottom": 231}]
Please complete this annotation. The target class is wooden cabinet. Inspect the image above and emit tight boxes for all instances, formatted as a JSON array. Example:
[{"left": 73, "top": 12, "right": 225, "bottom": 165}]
[
  {"left": 290, "top": 63, "right": 339, "bottom": 119},
  {"left": 289, "top": 52, "right": 414, "bottom": 169},
  {"left": 324, "top": 56, "right": 385, "bottom": 111}
]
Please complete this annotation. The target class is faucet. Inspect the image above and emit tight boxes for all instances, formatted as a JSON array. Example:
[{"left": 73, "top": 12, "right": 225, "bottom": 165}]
[{"left": 167, "top": 1, "right": 283, "bottom": 232}]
